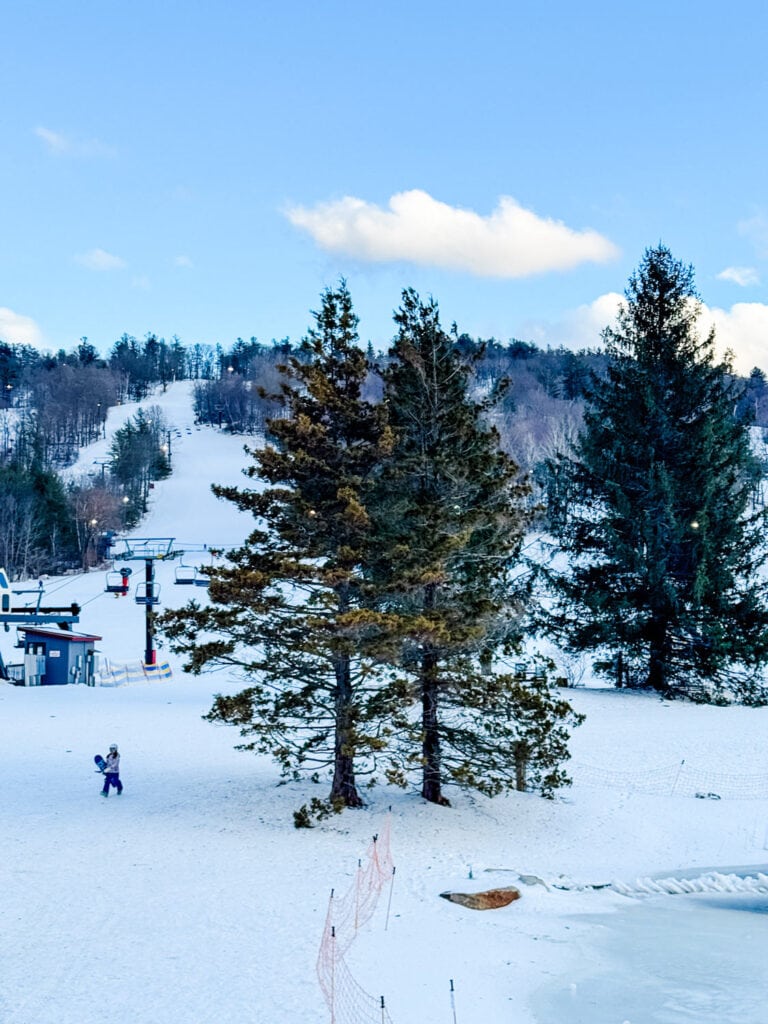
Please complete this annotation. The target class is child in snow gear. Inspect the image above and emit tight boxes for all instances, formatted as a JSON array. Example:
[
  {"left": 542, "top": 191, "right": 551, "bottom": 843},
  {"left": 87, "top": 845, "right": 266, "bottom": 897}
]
[{"left": 101, "top": 744, "right": 123, "bottom": 797}]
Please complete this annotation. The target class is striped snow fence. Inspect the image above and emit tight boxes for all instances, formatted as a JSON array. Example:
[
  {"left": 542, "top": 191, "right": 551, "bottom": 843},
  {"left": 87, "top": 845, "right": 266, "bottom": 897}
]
[
  {"left": 611, "top": 871, "right": 768, "bottom": 897},
  {"left": 98, "top": 661, "right": 173, "bottom": 687},
  {"left": 143, "top": 661, "right": 173, "bottom": 681}
]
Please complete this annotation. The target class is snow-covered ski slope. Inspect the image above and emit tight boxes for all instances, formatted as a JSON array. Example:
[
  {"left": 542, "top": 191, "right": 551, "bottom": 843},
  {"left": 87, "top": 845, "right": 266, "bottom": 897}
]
[
  {"left": 53, "top": 381, "right": 252, "bottom": 662},
  {"left": 1, "top": 381, "right": 767, "bottom": 1024}
]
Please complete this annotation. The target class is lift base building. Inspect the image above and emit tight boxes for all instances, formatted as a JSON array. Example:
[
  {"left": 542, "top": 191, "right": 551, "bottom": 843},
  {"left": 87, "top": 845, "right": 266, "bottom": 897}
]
[{"left": 14, "top": 627, "right": 102, "bottom": 686}]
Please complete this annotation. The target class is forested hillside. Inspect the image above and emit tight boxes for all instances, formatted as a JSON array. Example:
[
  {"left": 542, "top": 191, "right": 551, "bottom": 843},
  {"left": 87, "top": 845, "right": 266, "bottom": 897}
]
[
  {"left": 3, "top": 252, "right": 768, "bottom": 716},
  {"left": 3, "top": 321, "right": 766, "bottom": 578}
]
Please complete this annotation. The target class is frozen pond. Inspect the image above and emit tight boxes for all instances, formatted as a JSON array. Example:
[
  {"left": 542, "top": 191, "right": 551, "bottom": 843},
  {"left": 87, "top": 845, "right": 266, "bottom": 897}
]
[{"left": 534, "top": 892, "right": 768, "bottom": 1023}]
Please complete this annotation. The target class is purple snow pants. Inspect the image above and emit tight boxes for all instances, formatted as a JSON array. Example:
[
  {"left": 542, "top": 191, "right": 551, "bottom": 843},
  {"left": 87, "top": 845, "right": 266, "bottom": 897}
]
[{"left": 102, "top": 772, "right": 123, "bottom": 795}]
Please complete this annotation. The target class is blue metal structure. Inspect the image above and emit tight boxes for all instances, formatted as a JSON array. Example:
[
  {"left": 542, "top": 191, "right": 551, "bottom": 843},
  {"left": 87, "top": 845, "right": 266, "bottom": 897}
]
[{"left": 0, "top": 568, "right": 82, "bottom": 681}]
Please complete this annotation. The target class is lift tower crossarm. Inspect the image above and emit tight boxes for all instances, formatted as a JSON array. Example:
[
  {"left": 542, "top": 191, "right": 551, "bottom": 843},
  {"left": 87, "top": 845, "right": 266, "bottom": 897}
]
[{"left": 1, "top": 611, "right": 81, "bottom": 626}]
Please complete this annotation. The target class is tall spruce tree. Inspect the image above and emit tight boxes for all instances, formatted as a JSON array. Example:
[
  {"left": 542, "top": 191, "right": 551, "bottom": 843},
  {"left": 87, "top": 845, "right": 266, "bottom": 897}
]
[
  {"left": 161, "top": 282, "right": 392, "bottom": 814},
  {"left": 369, "top": 289, "right": 581, "bottom": 804},
  {"left": 551, "top": 245, "right": 768, "bottom": 699}
]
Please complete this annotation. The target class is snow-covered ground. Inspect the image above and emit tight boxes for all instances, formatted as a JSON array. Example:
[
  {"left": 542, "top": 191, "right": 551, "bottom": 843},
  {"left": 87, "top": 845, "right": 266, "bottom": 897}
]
[{"left": 1, "top": 382, "right": 767, "bottom": 1024}]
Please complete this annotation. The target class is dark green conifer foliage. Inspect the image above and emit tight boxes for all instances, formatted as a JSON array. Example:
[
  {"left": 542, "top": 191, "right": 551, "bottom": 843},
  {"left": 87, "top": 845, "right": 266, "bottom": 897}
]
[
  {"left": 551, "top": 246, "right": 768, "bottom": 699},
  {"left": 370, "top": 290, "right": 579, "bottom": 803},
  {"left": 161, "top": 282, "right": 391, "bottom": 812}
]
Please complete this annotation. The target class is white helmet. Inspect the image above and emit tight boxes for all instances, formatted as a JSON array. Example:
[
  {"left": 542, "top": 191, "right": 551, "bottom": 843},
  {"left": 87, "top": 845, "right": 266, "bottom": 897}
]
[{"left": 109, "top": 744, "right": 118, "bottom": 752}]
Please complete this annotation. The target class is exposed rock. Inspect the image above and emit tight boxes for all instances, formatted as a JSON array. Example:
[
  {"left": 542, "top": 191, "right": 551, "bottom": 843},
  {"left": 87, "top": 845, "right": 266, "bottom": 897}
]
[
  {"left": 517, "top": 873, "right": 549, "bottom": 889},
  {"left": 482, "top": 869, "right": 549, "bottom": 890},
  {"left": 439, "top": 886, "right": 521, "bottom": 910}
]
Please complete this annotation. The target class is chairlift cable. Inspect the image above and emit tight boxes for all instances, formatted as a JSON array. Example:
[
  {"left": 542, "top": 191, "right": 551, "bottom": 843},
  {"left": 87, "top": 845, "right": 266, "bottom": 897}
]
[{"left": 37, "top": 571, "right": 90, "bottom": 597}]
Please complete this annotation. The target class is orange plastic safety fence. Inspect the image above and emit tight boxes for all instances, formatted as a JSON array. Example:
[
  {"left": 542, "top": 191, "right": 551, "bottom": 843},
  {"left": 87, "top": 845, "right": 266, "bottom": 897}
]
[{"left": 317, "top": 815, "right": 396, "bottom": 1023}]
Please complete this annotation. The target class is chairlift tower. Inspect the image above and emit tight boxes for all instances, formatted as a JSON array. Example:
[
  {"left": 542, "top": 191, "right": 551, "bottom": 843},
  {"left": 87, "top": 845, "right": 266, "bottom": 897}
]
[{"left": 105, "top": 537, "right": 179, "bottom": 666}]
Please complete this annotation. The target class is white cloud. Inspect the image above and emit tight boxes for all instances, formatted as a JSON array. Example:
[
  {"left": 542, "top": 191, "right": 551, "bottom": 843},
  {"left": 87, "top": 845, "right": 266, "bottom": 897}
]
[
  {"left": 738, "top": 213, "right": 768, "bottom": 259},
  {"left": 35, "top": 126, "right": 116, "bottom": 158},
  {"left": 520, "top": 292, "right": 624, "bottom": 351},
  {"left": 523, "top": 293, "right": 768, "bottom": 375},
  {"left": 75, "top": 248, "right": 127, "bottom": 271},
  {"left": 565, "top": 293, "right": 625, "bottom": 347},
  {"left": 698, "top": 302, "right": 768, "bottom": 374},
  {"left": 174, "top": 255, "right": 193, "bottom": 268},
  {"left": 286, "top": 190, "right": 619, "bottom": 278},
  {"left": 0, "top": 307, "right": 45, "bottom": 348},
  {"left": 35, "top": 127, "right": 71, "bottom": 154},
  {"left": 717, "top": 266, "right": 760, "bottom": 287}
]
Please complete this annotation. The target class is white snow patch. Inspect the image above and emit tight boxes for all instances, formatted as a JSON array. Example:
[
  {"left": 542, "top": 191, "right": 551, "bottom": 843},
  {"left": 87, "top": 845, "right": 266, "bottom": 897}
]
[{"left": 1, "top": 381, "right": 767, "bottom": 1023}]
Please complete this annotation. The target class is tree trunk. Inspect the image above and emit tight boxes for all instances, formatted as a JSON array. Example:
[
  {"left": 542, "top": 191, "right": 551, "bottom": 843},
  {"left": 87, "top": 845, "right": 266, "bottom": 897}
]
[
  {"left": 329, "top": 652, "right": 362, "bottom": 807},
  {"left": 420, "top": 581, "right": 449, "bottom": 806},
  {"left": 421, "top": 649, "right": 449, "bottom": 805},
  {"left": 330, "top": 583, "right": 362, "bottom": 808},
  {"left": 513, "top": 741, "right": 529, "bottom": 792},
  {"left": 647, "top": 615, "right": 671, "bottom": 694}
]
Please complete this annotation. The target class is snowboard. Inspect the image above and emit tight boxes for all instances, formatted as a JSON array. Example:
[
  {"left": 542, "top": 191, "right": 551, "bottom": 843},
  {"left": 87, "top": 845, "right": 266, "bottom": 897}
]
[{"left": 94, "top": 754, "right": 107, "bottom": 773}]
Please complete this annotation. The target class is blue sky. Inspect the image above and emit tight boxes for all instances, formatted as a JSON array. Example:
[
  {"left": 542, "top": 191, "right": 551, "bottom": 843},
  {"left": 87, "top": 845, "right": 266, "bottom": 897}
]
[{"left": 3, "top": 1, "right": 768, "bottom": 372}]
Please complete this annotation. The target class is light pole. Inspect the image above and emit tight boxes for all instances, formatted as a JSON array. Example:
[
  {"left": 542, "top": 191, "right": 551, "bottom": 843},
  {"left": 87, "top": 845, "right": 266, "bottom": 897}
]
[
  {"left": 88, "top": 518, "right": 98, "bottom": 567},
  {"left": 96, "top": 402, "right": 106, "bottom": 438}
]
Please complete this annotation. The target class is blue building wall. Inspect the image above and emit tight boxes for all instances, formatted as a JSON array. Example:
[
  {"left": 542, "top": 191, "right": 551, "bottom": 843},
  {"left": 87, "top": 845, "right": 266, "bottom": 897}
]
[{"left": 21, "top": 629, "right": 99, "bottom": 685}]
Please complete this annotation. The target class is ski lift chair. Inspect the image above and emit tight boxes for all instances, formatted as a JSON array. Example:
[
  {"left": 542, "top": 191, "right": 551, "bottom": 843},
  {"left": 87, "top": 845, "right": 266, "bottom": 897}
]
[
  {"left": 135, "top": 582, "right": 161, "bottom": 606},
  {"left": 174, "top": 565, "right": 197, "bottom": 586},
  {"left": 105, "top": 567, "right": 132, "bottom": 594}
]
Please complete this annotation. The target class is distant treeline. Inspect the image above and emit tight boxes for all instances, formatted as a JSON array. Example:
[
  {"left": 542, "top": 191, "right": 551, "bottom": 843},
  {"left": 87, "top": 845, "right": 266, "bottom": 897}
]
[{"left": 1, "top": 329, "right": 766, "bottom": 579}]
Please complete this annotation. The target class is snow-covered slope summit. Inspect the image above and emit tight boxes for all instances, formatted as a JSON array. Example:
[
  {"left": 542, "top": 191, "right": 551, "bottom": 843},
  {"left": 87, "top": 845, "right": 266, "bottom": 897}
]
[{"left": 1, "top": 381, "right": 767, "bottom": 1024}]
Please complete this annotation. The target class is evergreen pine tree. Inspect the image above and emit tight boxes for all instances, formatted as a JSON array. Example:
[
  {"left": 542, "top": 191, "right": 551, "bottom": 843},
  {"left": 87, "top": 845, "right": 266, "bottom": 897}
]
[
  {"left": 551, "top": 245, "right": 768, "bottom": 699},
  {"left": 161, "top": 282, "right": 392, "bottom": 815},
  {"left": 369, "top": 289, "right": 580, "bottom": 803}
]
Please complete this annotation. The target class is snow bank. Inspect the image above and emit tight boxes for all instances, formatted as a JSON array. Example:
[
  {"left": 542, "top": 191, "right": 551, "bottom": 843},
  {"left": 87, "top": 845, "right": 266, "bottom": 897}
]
[{"left": 2, "top": 383, "right": 768, "bottom": 1023}]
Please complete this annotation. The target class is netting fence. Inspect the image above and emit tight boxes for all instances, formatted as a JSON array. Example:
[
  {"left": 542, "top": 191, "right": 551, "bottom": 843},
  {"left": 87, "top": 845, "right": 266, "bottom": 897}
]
[
  {"left": 317, "top": 815, "right": 397, "bottom": 1024},
  {"left": 573, "top": 758, "right": 768, "bottom": 799}
]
